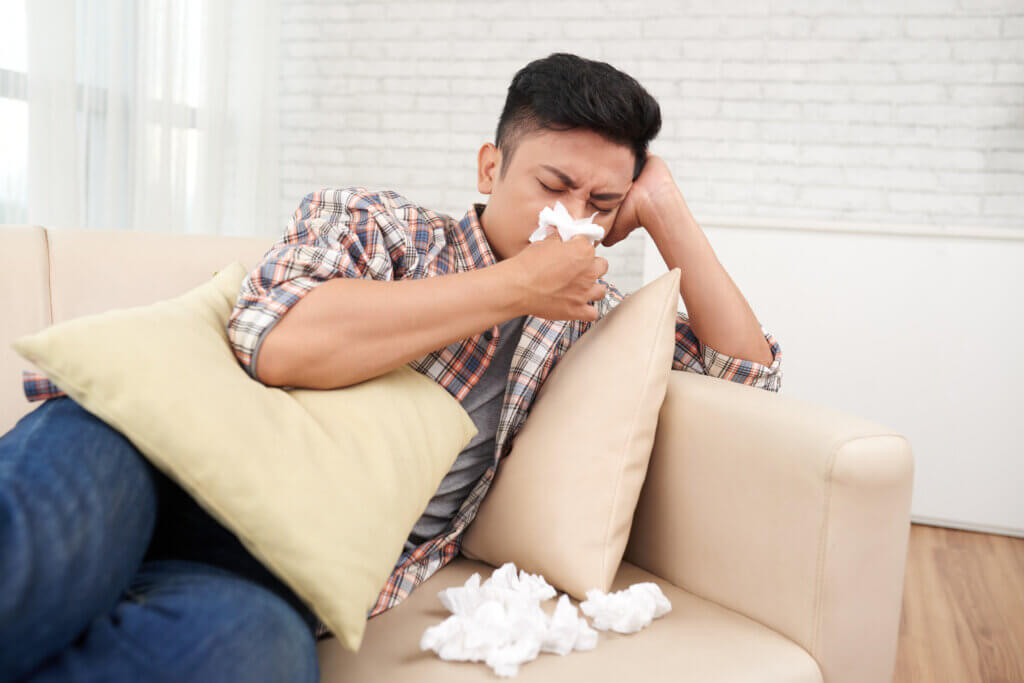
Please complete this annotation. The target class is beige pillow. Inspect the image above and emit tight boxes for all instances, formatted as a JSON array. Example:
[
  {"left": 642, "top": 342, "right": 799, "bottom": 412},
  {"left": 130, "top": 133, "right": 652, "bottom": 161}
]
[
  {"left": 460, "top": 267, "right": 681, "bottom": 600},
  {"left": 10, "top": 262, "right": 477, "bottom": 652}
]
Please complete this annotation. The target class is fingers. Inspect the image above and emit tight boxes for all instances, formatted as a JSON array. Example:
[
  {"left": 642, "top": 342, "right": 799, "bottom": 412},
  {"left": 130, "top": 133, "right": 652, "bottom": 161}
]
[
  {"left": 569, "top": 234, "right": 596, "bottom": 256},
  {"left": 579, "top": 303, "right": 600, "bottom": 322}
]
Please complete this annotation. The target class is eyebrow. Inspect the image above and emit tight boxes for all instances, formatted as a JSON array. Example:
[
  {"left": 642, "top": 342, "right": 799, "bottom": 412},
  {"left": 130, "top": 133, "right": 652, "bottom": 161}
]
[{"left": 540, "top": 164, "right": 624, "bottom": 201}]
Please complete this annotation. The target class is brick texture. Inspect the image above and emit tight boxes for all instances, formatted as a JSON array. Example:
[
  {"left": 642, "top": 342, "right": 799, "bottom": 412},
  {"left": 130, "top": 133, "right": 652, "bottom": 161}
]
[{"left": 278, "top": 0, "right": 1024, "bottom": 294}]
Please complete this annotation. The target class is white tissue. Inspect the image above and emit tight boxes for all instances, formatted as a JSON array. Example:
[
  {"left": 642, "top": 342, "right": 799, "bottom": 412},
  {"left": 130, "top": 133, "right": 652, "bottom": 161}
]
[
  {"left": 420, "top": 562, "right": 671, "bottom": 678},
  {"left": 580, "top": 582, "right": 673, "bottom": 633},
  {"left": 527, "top": 200, "right": 606, "bottom": 245}
]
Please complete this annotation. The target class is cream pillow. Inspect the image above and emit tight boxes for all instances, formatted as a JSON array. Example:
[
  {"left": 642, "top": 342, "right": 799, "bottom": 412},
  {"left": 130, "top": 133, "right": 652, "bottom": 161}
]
[
  {"left": 460, "top": 267, "right": 681, "bottom": 601},
  {"left": 10, "top": 262, "right": 477, "bottom": 652}
]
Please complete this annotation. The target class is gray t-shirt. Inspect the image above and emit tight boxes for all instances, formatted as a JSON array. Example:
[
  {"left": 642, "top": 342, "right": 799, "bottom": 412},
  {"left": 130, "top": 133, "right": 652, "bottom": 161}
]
[{"left": 403, "top": 314, "right": 526, "bottom": 553}]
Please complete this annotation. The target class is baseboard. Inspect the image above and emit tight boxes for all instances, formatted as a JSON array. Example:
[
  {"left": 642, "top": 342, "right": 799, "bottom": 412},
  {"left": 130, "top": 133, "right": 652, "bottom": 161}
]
[{"left": 911, "top": 514, "right": 1024, "bottom": 539}]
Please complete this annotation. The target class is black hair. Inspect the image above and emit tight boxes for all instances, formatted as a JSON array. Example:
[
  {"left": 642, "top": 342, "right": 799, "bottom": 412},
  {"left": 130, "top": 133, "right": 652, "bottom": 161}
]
[{"left": 494, "top": 53, "right": 662, "bottom": 181}]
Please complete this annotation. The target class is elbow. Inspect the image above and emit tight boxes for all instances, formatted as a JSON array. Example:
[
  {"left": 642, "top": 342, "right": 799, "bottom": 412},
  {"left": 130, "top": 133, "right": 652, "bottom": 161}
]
[
  {"left": 254, "top": 353, "right": 285, "bottom": 387},
  {"left": 252, "top": 322, "right": 358, "bottom": 390},
  {"left": 253, "top": 326, "right": 292, "bottom": 387}
]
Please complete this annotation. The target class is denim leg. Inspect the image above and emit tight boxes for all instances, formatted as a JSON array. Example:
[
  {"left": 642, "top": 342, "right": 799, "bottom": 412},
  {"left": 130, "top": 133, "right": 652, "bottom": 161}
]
[
  {"left": 0, "top": 397, "right": 159, "bottom": 681},
  {"left": 19, "top": 559, "right": 321, "bottom": 683},
  {"left": 142, "top": 455, "right": 321, "bottom": 637}
]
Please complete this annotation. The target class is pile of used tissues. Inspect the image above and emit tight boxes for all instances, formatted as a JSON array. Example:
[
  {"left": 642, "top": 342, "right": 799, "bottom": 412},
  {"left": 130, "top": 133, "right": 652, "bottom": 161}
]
[
  {"left": 527, "top": 200, "right": 607, "bottom": 245},
  {"left": 420, "top": 562, "right": 672, "bottom": 678}
]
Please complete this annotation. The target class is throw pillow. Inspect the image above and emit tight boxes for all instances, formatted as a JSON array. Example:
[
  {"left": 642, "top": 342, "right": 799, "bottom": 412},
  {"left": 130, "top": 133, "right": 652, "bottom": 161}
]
[
  {"left": 459, "top": 268, "right": 681, "bottom": 601},
  {"left": 10, "top": 262, "right": 478, "bottom": 652}
]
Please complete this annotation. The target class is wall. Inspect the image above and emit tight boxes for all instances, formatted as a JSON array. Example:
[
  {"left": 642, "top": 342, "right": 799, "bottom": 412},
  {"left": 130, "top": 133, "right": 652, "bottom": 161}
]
[
  {"left": 278, "top": 0, "right": 1023, "bottom": 293},
  {"left": 278, "top": 0, "right": 1024, "bottom": 533},
  {"left": 644, "top": 218, "right": 1024, "bottom": 537}
]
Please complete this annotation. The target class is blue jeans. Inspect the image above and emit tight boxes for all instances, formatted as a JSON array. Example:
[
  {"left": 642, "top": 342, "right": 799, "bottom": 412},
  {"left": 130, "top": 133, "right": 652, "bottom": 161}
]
[{"left": 0, "top": 396, "right": 321, "bottom": 682}]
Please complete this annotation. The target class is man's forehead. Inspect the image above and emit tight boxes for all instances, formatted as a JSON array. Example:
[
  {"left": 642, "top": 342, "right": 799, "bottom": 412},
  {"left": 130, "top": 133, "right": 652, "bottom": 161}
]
[
  {"left": 518, "top": 132, "right": 632, "bottom": 182},
  {"left": 534, "top": 162, "right": 628, "bottom": 197}
]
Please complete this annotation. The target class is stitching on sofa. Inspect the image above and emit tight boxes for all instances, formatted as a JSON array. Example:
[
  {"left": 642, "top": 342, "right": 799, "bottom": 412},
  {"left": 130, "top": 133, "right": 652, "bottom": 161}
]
[
  {"left": 812, "top": 442, "right": 838, "bottom": 658},
  {"left": 42, "top": 227, "right": 54, "bottom": 325},
  {"left": 812, "top": 433, "right": 910, "bottom": 664}
]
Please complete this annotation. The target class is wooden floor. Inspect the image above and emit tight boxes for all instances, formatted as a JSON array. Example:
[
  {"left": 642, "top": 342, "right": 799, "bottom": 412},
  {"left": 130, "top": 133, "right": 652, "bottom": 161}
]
[{"left": 892, "top": 523, "right": 1024, "bottom": 682}]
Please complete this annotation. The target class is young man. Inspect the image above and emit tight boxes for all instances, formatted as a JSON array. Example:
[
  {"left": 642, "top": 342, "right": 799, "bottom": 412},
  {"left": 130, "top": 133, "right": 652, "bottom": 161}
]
[
  {"left": 225, "top": 52, "right": 782, "bottom": 642},
  {"left": 2, "top": 53, "right": 781, "bottom": 678}
]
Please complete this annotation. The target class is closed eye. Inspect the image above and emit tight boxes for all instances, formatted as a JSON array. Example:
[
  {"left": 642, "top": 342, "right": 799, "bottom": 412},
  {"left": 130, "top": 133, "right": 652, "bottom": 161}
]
[{"left": 539, "top": 180, "right": 614, "bottom": 214}]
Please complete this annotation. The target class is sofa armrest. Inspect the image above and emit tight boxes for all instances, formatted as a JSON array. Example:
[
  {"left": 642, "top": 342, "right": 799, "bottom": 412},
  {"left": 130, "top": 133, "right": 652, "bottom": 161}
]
[{"left": 623, "top": 370, "right": 914, "bottom": 683}]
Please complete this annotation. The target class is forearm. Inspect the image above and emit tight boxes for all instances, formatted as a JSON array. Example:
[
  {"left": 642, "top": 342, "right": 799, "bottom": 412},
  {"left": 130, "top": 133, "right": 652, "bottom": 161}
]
[
  {"left": 255, "top": 261, "right": 525, "bottom": 389},
  {"left": 643, "top": 186, "right": 775, "bottom": 367}
]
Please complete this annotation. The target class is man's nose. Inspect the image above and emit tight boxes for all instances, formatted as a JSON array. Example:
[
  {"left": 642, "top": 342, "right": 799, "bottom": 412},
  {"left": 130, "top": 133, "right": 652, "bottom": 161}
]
[{"left": 565, "top": 194, "right": 589, "bottom": 219}]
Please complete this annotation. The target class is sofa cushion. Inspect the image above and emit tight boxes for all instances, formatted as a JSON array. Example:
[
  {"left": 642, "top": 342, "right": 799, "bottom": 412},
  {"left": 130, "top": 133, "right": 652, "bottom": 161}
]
[
  {"left": 0, "top": 224, "right": 276, "bottom": 434},
  {"left": 316, "top": 556, "right": 824, "bottom": 682},
  {"left": 460, "top": 268, "right": 680, "bottom": 601},
  {"left": 0, "top": 225, "right": 51, "bottom": 430},
  {"left": 10, "top": 261, "right": 478, "bottom": 652}
]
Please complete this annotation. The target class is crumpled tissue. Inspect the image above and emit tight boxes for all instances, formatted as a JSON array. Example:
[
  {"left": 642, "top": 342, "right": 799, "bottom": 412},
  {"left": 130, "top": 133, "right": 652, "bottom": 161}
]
[
  {"left": 580, "top": 582, "right": 673, "bottom": 633},
  {"left": 527, "top": 200, "right": 606, "bottom": 245},
  {"left": 420, "top": 562, "right": 672, "bottom": 678}
]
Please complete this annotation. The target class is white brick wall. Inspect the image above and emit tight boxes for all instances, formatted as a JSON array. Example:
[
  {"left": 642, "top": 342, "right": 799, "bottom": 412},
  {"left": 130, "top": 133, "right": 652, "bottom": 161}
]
[{"left": 279, "top": 0, "right": 1024, "bottom": 294}]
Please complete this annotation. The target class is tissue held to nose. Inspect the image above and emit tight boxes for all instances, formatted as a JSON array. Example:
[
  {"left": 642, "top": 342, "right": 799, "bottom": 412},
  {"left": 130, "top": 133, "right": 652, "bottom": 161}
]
[
  {"left": 419, "top": 561, "right": 672, "bottom": 678},
  {"left": 528, "top": 200, "right": 606, "bottom": 245}
]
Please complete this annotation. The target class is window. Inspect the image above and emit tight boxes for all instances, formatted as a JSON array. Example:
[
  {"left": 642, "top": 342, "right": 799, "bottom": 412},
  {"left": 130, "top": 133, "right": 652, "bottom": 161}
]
[
  {"left": 0, "top": 0, "right": 204, "bottom": 227},
  {"left": 0, "top": 0, "right": 28, "bottom": 222},
  {"left": 1, "top": 0, "right": 279, "bottom": 235}
]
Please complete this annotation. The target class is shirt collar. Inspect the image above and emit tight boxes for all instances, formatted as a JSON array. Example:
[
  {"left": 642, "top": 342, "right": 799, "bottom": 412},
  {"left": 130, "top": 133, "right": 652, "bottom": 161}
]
[{"left": 455, "top": 202, "right": 499, "bottom": 271}]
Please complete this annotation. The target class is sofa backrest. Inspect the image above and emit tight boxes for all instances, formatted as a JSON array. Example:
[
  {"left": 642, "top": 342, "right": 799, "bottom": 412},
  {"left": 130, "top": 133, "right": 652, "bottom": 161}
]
[{"left": 1, "top": 224, "right": 275, "bottom": 432}]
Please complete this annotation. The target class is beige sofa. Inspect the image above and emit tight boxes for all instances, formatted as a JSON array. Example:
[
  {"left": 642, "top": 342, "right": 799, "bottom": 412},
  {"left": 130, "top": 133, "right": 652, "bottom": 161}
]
[{"left": 1, "top": 224, "right": 914, "bottom": 682}]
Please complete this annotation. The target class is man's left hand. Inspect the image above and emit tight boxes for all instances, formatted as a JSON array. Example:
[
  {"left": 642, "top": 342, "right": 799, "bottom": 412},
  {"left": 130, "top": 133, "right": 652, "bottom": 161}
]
[{"left": 600, "top": 152, "right": 677, "bottom": 248}]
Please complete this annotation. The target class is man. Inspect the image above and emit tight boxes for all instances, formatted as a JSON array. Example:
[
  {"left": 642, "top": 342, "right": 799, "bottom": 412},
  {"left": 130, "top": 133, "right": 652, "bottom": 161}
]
[
  {"left": 226, "top": 52, "right": 782, "bottom": 642},
  {"left": 2, "top": 52, "right": 781, "bottom": 679}
]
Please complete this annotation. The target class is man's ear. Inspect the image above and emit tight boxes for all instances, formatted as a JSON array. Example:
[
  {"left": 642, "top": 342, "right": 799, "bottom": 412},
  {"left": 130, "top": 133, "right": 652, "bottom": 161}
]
[{"left": 477, "top": 143, "right": 500, "bottom": 195}]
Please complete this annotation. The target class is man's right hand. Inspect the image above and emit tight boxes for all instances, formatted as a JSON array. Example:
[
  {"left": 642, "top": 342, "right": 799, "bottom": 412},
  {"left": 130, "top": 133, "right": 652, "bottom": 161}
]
[{"left": 510, "top": 230, "right": 609, "bottom": 322}]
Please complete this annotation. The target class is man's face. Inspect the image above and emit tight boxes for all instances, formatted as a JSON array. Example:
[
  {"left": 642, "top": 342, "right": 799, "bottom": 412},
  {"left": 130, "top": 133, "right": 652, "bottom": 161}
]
[{"left": 476, "top": 127, "right": 635, "bottom": 262}]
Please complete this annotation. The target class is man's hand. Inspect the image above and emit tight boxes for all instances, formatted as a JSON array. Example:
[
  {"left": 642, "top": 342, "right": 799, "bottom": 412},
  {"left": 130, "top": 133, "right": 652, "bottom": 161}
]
[{"left": 600, "top": 152, "right": 678, "bottom": 248}]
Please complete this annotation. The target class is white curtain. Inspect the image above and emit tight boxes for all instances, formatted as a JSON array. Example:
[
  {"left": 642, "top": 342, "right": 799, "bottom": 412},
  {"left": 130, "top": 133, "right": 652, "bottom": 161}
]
[{"left": 1, "top": 0, "right": 280, "bottom": 236}]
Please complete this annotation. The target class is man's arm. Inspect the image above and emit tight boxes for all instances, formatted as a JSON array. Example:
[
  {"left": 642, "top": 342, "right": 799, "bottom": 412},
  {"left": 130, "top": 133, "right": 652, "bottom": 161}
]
[
  {"left": 584, "top": 275, "right": 782, "bottom": 392},
  {"left": 257, "top": 262, "right": 525, "bottom": 389},
  {"left": 642, "top": 184, "right": 777, "bottom": 368},
  {"left": 599, "top": 155, "right": 781, "bottom": 391},
  {"left": 226, "top": 187, "right": 529, "bottom": 390}
]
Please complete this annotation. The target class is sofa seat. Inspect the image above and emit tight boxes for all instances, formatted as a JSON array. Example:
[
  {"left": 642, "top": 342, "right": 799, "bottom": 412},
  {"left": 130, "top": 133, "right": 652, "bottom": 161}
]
[{"left": 316, "top": 556, "right": 824, "bottom": 682}]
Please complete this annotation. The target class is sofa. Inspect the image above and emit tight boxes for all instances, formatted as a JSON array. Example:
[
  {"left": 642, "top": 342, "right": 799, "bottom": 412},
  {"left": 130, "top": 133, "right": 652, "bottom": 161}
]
[{"left": 0, "top": 223, "right": 914, "bottom": 682}]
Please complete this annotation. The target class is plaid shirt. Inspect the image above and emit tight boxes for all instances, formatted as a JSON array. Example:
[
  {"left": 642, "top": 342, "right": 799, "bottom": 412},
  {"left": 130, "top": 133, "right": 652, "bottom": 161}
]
[{"left": 21, "top": 186, "right": 783, "bottom": 641}]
